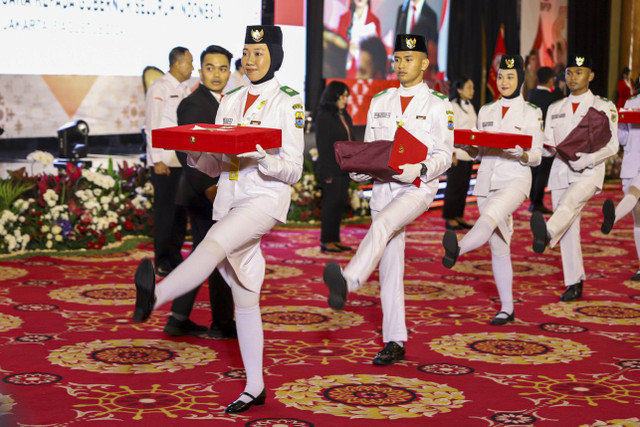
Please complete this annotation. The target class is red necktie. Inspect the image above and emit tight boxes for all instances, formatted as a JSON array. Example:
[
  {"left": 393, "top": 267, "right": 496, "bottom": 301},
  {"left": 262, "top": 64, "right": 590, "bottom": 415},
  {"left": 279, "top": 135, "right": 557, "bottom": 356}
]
[{"left": 410, "top": 4, "right": 417, "bottom": 32}]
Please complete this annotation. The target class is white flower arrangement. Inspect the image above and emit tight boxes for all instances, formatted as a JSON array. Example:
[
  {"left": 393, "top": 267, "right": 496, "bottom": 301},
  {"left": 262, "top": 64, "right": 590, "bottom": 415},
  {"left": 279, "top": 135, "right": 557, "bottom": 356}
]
[{"left": 26, "top": 150, "right": 54, "bottom": 165}]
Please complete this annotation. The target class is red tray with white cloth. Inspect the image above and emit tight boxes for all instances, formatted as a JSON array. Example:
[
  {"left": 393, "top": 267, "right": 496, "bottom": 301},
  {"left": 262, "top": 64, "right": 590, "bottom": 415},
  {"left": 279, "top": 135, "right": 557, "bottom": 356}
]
[
  {"left": 454, "top": 129, "right": 532, "bottom": 149},
  {"left": 152, "top": 124, "right": 282, "bottom": 154}
]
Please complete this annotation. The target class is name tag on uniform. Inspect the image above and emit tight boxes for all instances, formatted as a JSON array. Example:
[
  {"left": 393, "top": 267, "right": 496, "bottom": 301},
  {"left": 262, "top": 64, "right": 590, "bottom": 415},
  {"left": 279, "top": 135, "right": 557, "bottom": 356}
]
[
  {"left": 223, "top": 118, "right": 234, "bottom": 125},
  {"left": 551, "top": 113, "right": 566, "bottom": 120},
  {"left": 374, "top": 112, "right": 391, "bottom": 119},
  {"left": 482, "top": 121, "right": 494, "bottom": 127}
]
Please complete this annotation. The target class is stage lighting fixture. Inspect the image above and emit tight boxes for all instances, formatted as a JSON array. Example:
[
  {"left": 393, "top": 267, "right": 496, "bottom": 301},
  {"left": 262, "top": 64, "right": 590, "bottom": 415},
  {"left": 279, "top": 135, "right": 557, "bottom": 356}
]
[{"left": 57, "top": 120, "right": 89, "bottom": 160}]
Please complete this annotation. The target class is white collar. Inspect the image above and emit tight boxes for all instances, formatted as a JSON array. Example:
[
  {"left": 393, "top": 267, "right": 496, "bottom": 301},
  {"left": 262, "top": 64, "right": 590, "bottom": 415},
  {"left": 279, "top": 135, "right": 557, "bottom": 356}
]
[
  {"left": 536, "top": 85, "right": 551, "bottom": 92},
  {"left": 397, "top": 81, "right": 426, "bottom": 97}
]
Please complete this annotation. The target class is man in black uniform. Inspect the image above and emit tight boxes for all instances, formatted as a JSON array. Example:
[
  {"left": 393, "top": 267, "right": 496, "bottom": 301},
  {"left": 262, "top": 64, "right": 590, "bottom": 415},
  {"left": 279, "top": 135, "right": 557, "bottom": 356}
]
[
  {"left": 528, "top": 66, "right": 564, "bottom": 214},
  {"left": 163, "top": 45, "right": 236, "bottom": 338}
]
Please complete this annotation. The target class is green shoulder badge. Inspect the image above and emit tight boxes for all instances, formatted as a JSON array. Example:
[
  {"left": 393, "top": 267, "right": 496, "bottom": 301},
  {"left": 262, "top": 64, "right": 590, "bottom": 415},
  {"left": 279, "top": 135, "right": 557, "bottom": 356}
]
[
  {"left": 629, "top": 94, "right": 639, "bottom": 102},
  {"left": 550, "top": 98, "right": 563, "bottom": 106},
  {"left": 484, "top": 100, "right": 497, "bottom": 107},
  {"left": 373, "top": 89, "right": 389, "bottom": 98},
  {"left": 280, "top": 86, "right": 299, "bottom": 96},
  {"left": 432, "top": 91, "right": 447, "bottom": 100},
  {"left": 527, "top": 102, "right": 540, "bottom": 109},
  {"left": 598, "top": 95, "right": 612, "bottom": 104},
  {"left": 225, "top": 86, "right": 243, "bottom": 96}
]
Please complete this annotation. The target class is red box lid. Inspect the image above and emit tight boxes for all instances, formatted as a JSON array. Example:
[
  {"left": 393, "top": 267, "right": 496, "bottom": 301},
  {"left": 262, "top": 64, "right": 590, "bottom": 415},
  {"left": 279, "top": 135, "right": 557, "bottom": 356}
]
[
  {"left": 152, "top": 124, "right": 282, "bottom": 154},
  {"left": 619, "top": 109, "right": 640, "bottom": 124},
  {"left": 454, "top": 129, "right": 532, "bottom": 149},
  {"left": 390, "top": 126, "right": 428, "bottom": 187}
]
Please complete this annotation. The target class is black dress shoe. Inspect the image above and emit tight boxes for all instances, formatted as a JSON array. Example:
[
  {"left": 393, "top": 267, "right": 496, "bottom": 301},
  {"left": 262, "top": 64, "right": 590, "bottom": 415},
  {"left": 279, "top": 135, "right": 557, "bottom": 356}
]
[
  {"left": 631, "top": 270, "right": 640, "bottom": 281},
  {"left": 133, "top": 259, "right": 156, "bottom": 323},
  {"left": 530, "top": 210, "right": 549, "bottom": 254},
  {"left": 456, "top": 218, "right": 473, "bottom": 229},
  {"left": 372, "top": 342, "right": 405, "bottom": 366},
  {"left": 560, "top": 281, "right": 583, "bottom": 301},
  {"left": 163, "top": 317, "right": 208, "bottom": 336},
  {"left": 208, "top": 320, "right": 238, "bottom": 339},
  {"left": 445, "top": 220, "right": 464, "bottom": 230},
  {"left": 531, "top": 204, "right": 553, "bottom": 214},
  {"left": 156, "top": 265, "right": 173, "bottom": 277},
  {"left": 601, "top": 199, "right": 615, "bottom": 234},
  {"left": 225, "top": 389, "right": 266, "bottom": 414},
  {"left": 320, "top": 243, "right": 341, "bottom": 253},
  {"left": 490, "top": 310, "right": 515, "bottom": 326},
  {"left": 334, "top": 242, "right": 353, "bottom": 251},
  {"left": 323, "top": 262, "right": 347, "bottom": 309},
  {"left": 442, "top": 230, "right": 460, "bottom": 269}
]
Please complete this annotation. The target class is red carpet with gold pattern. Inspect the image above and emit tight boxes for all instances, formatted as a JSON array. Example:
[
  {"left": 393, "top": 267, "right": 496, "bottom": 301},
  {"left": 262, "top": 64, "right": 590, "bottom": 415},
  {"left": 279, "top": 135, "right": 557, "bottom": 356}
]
[{"left": 1, "top": 182, "right": 639, "bottom": 426}]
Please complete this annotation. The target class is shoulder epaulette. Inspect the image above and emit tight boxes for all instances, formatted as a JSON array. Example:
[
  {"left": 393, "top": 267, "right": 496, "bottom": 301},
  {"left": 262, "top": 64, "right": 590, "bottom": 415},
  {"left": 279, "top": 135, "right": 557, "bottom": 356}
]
[
  {"left": 598, "top": 95, "right": 612, "bottom": 103},
  {"left": 373, "top": 89, "right": 389, "bottom": 98},
  {"left": 484, "top": 100, "right": 497, "bottom": 107},
  {"left": 280, "top": 86, "right": 299, "bottom": 96},
  {"left": 550, "top": 98, "right": 563, "bottom": 106},
  {"left": 225, "top": 86, "right": 242, "bottom": 96},
  {"left": 432, "top": 91, "right": 447, "bottom": 100},
  {"left": 629, "top": 94, "right": 640, "bottom": 102},
  {"left": 527, "top": 102, "right": 540, "bottom": 109}
]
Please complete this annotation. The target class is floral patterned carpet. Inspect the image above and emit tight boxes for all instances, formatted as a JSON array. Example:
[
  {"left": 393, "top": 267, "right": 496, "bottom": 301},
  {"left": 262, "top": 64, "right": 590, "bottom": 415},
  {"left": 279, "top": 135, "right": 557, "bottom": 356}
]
[{"left": 1, "top": 182, "right": 639, "bottom": 427}]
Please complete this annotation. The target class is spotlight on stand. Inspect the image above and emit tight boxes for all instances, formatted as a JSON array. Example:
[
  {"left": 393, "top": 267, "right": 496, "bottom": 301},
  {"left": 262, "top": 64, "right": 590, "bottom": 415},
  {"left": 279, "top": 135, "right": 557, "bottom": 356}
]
[{"left": 54, "top": 120, "right": 92, "bottom": 168}]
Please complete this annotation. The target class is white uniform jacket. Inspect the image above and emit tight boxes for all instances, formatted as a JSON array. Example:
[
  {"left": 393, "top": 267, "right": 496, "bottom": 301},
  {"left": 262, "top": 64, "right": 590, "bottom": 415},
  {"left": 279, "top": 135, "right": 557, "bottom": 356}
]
[
  {"left": 364, "top": 82, "right": 454, "bottom": 211},
  {"left": 474, "top": 95, "right": 544, "bottom": 197},
  {"left": 545, "top": 90, "right": 619, "bottom": 191},
  {"left": 144, "top": 73, "right": 192, "bottom": 167},
  {"left": 451, "top": 99, "right": 477, "bottom": 161},
  {"left": 618, "top": 95, "right": 640, "bottom": 179},
  {"left": 188, "top": 78, "right": 304, "bottom": 223}
]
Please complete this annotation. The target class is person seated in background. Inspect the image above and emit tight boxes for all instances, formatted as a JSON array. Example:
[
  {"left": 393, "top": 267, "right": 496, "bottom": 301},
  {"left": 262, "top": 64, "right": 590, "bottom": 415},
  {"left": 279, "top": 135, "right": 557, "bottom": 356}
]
[
  {"left": 528, "top": 66, "right": 565, "bottom": 214},
  {"left": 442, "top": 55, "right": 543, "bottom": 326},
  {"left": 164, "top": 45, "right": 237, "bottom": 339},
  {"left": 315, "top": 81, "right": 356, "bottom": 253},
  {"left": 442, "top": 75, "right": 477, "bottom": 230},
  {"left": 617, "top": 66, "right": 636, "bottom": 108}
]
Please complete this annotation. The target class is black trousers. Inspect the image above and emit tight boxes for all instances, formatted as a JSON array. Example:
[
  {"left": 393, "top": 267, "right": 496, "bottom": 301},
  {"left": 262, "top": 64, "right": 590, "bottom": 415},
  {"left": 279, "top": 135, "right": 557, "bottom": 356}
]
[
  {"left": 169, "top": 203, "right": 234, "bottom": 326},
  {"left": 151, "top": 168, "right": 187, "bottom": 270},
  {"left": 530, "top": 156, "right": 554, "bottom": 207},
  {"left": 320, "top": 174, "right": 351, "bottom": 243},
  {"left": 442, "top": 160, "right": 473, "bottom": 220}
]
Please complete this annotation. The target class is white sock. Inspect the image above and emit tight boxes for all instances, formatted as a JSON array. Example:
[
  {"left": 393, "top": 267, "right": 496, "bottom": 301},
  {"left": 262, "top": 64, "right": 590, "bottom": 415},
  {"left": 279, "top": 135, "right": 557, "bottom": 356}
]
[
  {"left": 459, "top": 218, "right": 494, "bottom": 256},
  {"left": 615, "top": 195, "right": 639, "bottom": 224},
  {"left": 154, "top": 240, "right": 225, "bottom": 309},
  {"left": 235, "top": 304, "right": 264, "bottom": 403},
  {"left": 492, "top": 253, "right": 514, "bottom": 315}
]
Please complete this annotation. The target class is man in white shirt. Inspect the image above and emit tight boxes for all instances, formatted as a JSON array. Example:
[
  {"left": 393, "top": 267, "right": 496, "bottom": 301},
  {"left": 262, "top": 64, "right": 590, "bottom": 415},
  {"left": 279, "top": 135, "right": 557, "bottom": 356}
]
[
  {"left": 531, "top": 54, "right": 619, "bottom": 301},
  {"left": 323, "top": 33, "right": 453, "bottom": 366},
  {"left": 144, "top": 47, "right": 194, "bottom": 277}
]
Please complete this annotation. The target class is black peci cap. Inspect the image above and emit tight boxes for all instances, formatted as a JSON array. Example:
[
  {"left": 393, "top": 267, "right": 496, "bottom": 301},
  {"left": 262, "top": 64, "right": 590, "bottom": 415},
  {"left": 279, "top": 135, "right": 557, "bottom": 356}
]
[
  {"left": 499, "top": 54, "right": 524, "bottom": 70},
  {"left": 245, "top": 25, "right": 283, "bottom": 46},
  {"left": 567, "top": 53, "right": 592, "bottom": 69},
  {"left": 394, "top": 34, "right": 428, "bottom": 55}
]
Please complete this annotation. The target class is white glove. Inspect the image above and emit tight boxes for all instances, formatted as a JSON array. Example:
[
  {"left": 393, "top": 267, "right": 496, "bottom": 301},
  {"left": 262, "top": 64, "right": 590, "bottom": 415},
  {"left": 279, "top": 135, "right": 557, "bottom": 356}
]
[
  {"left": 349, "top": 172, "right": 372, "bottom": 182},
  {"left": 504, "top": 145, "right": 524, "bottom": 160},
  {"left": 237, "top": 144, "right": 267, "bottom": 161},
  {"left": 569, "top": 152, "right": 594, "bottom": 172},
  {"left": 392, "top": 163, "right": 422, "bottom": 184}
]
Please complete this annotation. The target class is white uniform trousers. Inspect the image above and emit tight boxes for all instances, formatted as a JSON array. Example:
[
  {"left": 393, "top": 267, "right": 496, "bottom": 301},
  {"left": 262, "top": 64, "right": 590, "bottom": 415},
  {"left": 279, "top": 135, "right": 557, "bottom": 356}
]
[
  {"left": 344, "top": 185, "right": 432, "bottom": 343},
  {"left": 549, "top": 180, "right": 598, "bottom": 286},
  {"left": 476, "top": 187, "right": 526, "bottom": 252}
]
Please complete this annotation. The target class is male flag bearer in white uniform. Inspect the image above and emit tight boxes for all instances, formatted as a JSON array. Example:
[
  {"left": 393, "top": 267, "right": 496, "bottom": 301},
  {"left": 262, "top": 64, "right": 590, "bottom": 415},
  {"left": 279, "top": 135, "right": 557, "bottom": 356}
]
[
  {"left": 531, "top": 54, "right": 619, "bottom": 301},
  {"left": 441, "top": 54, "right": 543, "bottom": 325},
  {"left": 601, "top": 93, "right": 640, "bottom": 280},
  {"left": 132, "top": 25, "right": 305, "bottom": 414},
  {"left": 323, "top": 33, "right": 453, "bottom": 366}
]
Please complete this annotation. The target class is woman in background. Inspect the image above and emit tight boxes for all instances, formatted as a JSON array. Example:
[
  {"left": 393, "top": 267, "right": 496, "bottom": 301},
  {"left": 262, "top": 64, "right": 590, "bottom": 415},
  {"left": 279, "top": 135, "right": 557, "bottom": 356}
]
[
  {"left": 336, "top": 0, "right": 381, "bottom": 79},
  {"left": 442, "top": 76, "right": 477, "bottom": 230},
  {"left": 315, "top": 81, "right": 355, "bottom": 253}
]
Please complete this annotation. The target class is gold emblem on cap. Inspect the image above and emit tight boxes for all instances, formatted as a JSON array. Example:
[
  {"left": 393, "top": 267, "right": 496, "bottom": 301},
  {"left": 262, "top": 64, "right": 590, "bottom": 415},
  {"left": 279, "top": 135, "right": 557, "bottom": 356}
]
[
  {"left": 405, "top": 37, "right": 416, "bottom": 49},
  {"left": 251, "top": 29, "right": 264, "bottom": 42},
  {"left": 575, "top": 56, "right": 585, "bottom": 66},
  {"left": 505, "top": 58, "right": 515, "bottom": 69}
]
